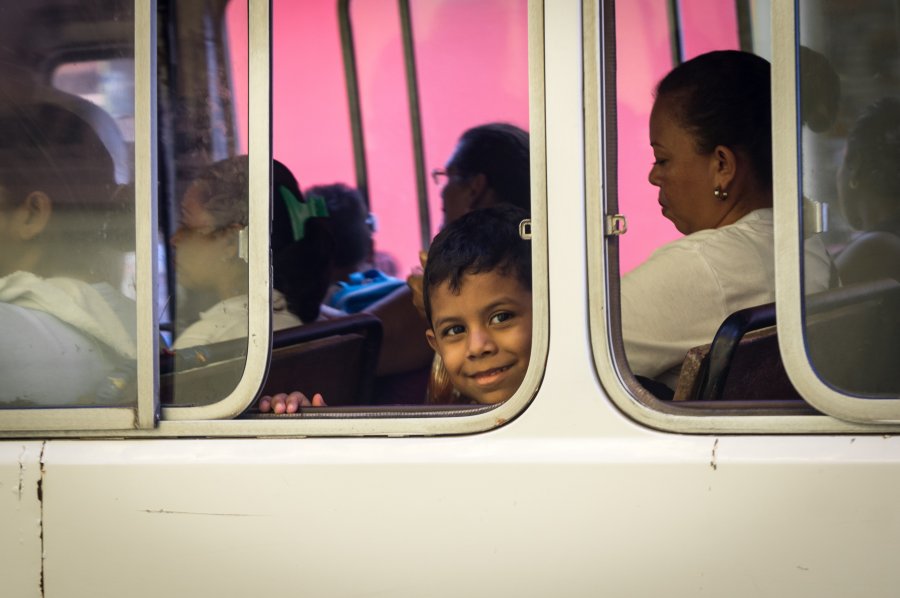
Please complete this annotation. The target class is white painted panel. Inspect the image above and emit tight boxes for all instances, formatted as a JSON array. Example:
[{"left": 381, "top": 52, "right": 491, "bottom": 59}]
[{"left": 38, "top": 432, "right": 900, "bottom": 597}]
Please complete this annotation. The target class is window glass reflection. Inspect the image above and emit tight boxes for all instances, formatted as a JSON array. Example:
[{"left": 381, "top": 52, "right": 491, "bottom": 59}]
[
  {"left": 0, "top": 92, "right": 136, "bottom": 406},
  {"left": 160, "top": 1, "right": 250, "bottom": 406},
  {"left": 799, "top": 0, "right": 900, "bottom": 396}
]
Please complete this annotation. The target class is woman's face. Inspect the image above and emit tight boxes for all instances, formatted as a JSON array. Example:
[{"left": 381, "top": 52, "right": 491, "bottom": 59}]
[
  {"left": 647, "top": 99, "right": 721, "bottom": 235},
  {"left": 171, "top": 183, "right": 234, "bottom": 291}
]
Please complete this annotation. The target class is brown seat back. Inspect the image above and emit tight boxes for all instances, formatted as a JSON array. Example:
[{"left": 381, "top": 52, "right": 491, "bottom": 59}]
[
  {"left": 161, "top": 313, "right": 383, "bottom": 408},
  {"left": 673, "top": 279, "right": 900, "bottom": 402}
]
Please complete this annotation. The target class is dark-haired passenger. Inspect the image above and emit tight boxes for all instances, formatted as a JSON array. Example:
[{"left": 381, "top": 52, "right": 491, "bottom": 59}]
[
  {"left": 307, "top": 183, "right": 374, "bottom": 290},
  {"left": 835, "top": 97, "right": 900, "bottom": 285},
  {"left": 623, "top": 50, "right": 833, "bottom": 396},
  {"left": 171, "top": 156, "right": 254, "bottom": 349},
  {"left": 271, "top": 161, "right": 335, "bottom": 325},
  {"left": 173, "top": 157, "right": 334, "bottom": 351},
  {"left": 431, "top": 122, "right": 531, "bottom": 225},
  {"left": 304, "top": 183, "right": 402, "bottom": 314},
  {"left": 0, "top": 96, "right": 136, "bottom": 405}
]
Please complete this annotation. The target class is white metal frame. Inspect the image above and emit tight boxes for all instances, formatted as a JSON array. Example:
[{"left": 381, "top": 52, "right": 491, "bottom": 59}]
[
  {"left": 772, "top": 1, "right": 900, "bottom": 424},
  {"left": 162, "top": 0, "right": 272, "bottom": 421},
  {"left": 586, "top": 0, "right": 900, "bottom": 434},
  {"left": 0, "top": 0, "right": 156, "bottom": 432}
]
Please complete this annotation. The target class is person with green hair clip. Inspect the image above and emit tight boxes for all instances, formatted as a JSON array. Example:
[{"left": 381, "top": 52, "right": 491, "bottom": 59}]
[
  {"left": 271, "top": 159, "right": 337, "bottom": 326},
  {"left": 172, "top": 157, "right": 335, "bottom": 350}
]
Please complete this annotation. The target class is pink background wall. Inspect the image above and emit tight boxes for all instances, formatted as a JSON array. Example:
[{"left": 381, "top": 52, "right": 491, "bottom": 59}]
[
  {"left": 615, "top": 0, "right": 738, "bottom": 272},
  {"left": 228, "top": 0, "right": 738, "bottom": 276}
]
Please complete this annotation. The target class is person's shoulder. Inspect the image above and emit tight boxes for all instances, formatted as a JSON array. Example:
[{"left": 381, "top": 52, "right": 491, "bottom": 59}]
[
  {"left": 679, "top": 208, "right": 774, "bottom": 253},
  {"left": 836, "top": 231, "right": 900, "bottom": 285}
]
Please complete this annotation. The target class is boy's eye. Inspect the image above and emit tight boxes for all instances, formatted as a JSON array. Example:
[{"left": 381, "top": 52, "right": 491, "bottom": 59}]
[
  {"left": 652, "top": 158, "right": 667, "bottom": 166},
  {"left": 442, "top": 324, "right": 465, "bottom": 338},
  {"left": 490, "top": 311, "right": 513, "bottom": 325}
]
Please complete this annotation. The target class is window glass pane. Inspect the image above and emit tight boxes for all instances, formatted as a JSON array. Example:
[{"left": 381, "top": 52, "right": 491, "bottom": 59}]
[
  {"left": 616, "top": 0, "right": 678, "bottom": 276},
  {"left": 256, "top": 0, "right": 533, "bottom": 412},
  {"left": 0, "top": 1, "right": 137, "bottom": 408},
  {"left": 160, "top": 0, "right": 250, "bottom": 406},
  {"left": 612, "top": 2, "right": 832, "bottom": 404},
  {"left": 412, "top": 0, "right": 529, "bottom": 241},
  {"left": 798, "top": 0, "right": 900, "bottom": 397},
  {"left": 53, "top": 58, "right": 136, "bottom": 145}
]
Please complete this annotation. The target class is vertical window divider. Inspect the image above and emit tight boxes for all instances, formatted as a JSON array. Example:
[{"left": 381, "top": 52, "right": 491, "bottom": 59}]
[
  {"left": 134, "top": 0, "right": 160, "bottom": 429},
  {"left": 162, "top": 0, "right": 271, "bottom": 421}
]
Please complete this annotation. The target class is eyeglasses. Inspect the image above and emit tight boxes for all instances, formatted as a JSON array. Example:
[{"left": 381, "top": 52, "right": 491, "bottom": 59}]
[{"left": 430, "top": 168, "right": 449, "bottom": 186}]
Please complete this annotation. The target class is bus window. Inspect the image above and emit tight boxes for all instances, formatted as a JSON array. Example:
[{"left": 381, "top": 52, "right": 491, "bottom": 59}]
[
  {"left": 785, "top": 0, "right": 900, "bottom": 414},
  {"left": 157, "top": 0, "right": 252, "bottom": 408},
  {"left": 0, "top": 0, "right": 545, "bottom": 434},
  {"left": 240, "top": 0, "right": 537, "bottom": 416},
  {"left": 588, "top": 0, "right": 900, "bottom": 431},
  {"left": 597, "top": 1, "right": 781, "bottom": 409},
  {"left": 0, "top": 1, "right": 138, "bottom": 412}
]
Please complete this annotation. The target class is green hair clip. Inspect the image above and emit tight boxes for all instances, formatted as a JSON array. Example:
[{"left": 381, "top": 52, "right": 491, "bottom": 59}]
[{"left": 279, "top": 186, "right": 329, "bottom": 241}]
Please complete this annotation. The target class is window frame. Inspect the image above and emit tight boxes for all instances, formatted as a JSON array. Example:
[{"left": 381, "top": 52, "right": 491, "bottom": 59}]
[
  {"left": 772, "top": 0, "right": 900, "bottom": 425},
  {"left": 161, "top": 0, "right": 271, "bottom": 422},
  {"left": 0, "top": 0, "right": 549, "bottom": 438},
  {"left": 0, "top": 0, "right": 153, "bottom": 432},
  {"left": 585, "top": 0, "right": 900, "bottom": 434}
]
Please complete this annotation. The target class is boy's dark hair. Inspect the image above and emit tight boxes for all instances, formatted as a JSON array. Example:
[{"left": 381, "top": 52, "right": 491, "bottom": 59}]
[{"left": 423, "top": 205, "right": 531, "bottom": 326}]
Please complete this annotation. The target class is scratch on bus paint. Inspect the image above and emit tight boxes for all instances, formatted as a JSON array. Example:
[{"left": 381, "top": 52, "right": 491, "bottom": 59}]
[
  {"left": 17, "top": 444, "right": 26, "bottom": 501},
  {"left": 38, "top": 441, "right": 46, "bottom": 598},
  {"left": 710, "top": 438, "right": 719, "bottom": 471},
  {"left": 141, "top": 509, "right": 263, "bottom": 517}
]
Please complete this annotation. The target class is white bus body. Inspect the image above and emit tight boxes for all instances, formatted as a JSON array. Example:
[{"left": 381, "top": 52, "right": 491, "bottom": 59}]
[{"left": 2, "top": 1, "right": 899, "bottom": 596}]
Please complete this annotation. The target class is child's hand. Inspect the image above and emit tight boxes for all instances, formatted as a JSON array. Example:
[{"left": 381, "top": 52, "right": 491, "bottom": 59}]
[
  {"left": 408, "top": 250, "right": 428, "bottom": 318},
  {"left": 258, "top": 391, "right": 326, "bottom": 413}
]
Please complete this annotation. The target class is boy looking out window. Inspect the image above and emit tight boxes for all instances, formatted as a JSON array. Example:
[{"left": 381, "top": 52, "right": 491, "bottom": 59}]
[
  {"left": 259, "top": 205, "right": 532, "bottom": 413},
  {"left": 423, "top": 205, "right": 533, "bottom": 404}
]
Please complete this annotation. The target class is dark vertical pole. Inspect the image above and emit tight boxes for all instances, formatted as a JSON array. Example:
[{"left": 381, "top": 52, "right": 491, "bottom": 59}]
[
  {"left": 667, "top": 0, "right": 684, "bottom": 65},
  {"left": 337, "top": 0, "right": 370, "bottom": 207},
  {"left": 398, "top": 0, "right": 432, "bottom": 250}
]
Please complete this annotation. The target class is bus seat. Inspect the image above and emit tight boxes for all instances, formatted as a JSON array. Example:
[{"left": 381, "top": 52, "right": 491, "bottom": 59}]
[
  {"left": 673, "top": 278, "right": 900, "bottom": 402},
  {"left": 161, "top": 312, "right": 382, "bottom": 408},
  {"left": 261, "top": 312, "right": 383, "bottom": 407},
  {"left": 805, "top": 278, "right": 900, "bottom": 396},
  {"left": 672, "top": 303, "right": 799, "bottom": 402}
]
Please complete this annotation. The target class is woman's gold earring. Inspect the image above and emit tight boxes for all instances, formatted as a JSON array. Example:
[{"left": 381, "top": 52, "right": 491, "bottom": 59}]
[{"left": 714, "top": 186, "right": 729, "bottom": 201}]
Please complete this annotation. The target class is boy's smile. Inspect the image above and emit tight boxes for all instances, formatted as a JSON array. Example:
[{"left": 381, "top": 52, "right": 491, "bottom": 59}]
[{"left": 426, "top": 270, "right": 532, "bottom": 404}]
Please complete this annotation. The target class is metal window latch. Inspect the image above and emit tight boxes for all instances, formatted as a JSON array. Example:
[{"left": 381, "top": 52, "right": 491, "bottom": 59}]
[
  {"left": 604, "top": 214, "right": 627, "bottom": 237},
  {"left": 519, "top": 218, "right": 532, "bottom": 240}
]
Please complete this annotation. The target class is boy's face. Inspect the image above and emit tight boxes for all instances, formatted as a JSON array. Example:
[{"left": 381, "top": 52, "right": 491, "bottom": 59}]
[{"left": 426, "top": 270, "right": 532, "bottom": 404}]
